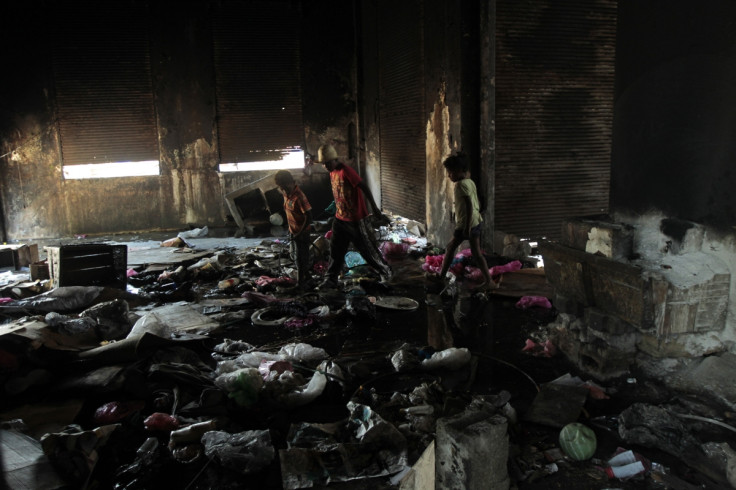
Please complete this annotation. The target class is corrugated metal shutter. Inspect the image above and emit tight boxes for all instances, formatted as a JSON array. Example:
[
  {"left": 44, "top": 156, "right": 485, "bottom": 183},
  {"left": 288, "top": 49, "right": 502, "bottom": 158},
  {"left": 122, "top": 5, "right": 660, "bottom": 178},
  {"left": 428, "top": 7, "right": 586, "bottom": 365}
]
[
  {"left": 377, "top": 0, "right": 426, "bottom": 221},
  {"left": 212, "top": 1, "right": 303, "bottom": 164},
  {"left": 51, "top": 1, "right": 158, "bottom": 166},
  {"left": 495, "top": 0, "right": 616, "bottom": 241}
]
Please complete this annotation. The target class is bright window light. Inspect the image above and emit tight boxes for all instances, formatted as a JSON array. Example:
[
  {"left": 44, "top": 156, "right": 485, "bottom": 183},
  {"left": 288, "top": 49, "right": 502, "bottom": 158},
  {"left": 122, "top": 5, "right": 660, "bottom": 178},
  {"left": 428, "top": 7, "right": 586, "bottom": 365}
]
[
  {"left": 63, "top": 160, "right": 160, "bottom": 179},
  {"left": 219, "top": 149, "right": 305, "bottom": 172}
]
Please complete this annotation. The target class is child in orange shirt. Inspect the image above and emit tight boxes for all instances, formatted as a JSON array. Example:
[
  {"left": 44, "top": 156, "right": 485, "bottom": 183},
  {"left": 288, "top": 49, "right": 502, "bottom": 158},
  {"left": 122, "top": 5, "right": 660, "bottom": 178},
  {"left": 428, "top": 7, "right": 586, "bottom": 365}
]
[{"left": 275, "top": 170, "right": 314, "bottom": 289}]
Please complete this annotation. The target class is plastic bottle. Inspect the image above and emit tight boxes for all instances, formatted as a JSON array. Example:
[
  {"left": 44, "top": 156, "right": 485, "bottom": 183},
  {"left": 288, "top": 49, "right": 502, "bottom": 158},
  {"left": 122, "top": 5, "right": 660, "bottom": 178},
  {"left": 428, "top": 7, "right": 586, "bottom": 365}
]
[{"left": 169, "top": 419, "right": 217, "bottom": 444}]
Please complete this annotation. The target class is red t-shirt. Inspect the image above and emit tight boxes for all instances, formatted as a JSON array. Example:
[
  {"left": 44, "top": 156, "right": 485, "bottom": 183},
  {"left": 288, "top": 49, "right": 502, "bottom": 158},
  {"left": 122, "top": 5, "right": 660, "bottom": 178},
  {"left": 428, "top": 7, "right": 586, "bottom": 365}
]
[{"left": 330, "top": 163, "right": 368, "bottom": 222}]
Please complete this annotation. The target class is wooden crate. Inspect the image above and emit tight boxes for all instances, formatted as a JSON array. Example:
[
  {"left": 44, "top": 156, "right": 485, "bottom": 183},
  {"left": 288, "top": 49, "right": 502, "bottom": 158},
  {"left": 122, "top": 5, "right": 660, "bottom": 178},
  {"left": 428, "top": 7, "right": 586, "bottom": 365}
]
[
  {"left": 45, "top": 244, "right": 127, "bottom": 289},
  {"left": 0, "top": 244, "right": 39, "bottom": 270}
]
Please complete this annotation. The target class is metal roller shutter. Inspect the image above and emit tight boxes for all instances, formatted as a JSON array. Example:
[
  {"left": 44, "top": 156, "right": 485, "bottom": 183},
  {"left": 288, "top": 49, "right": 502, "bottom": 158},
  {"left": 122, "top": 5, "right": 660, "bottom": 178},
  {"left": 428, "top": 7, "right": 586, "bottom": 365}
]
[
  {"left": 212, "top": 0, "right": 304, "bottom": 164},
  {"left": 495, "top": 0, "right": 616, "bottom": 241},
  {"left": 52, "top": 1, "right": 158, "bottom": 167},
  {"left": 377, "top": 0, "right": 426, "bottom": 221}
]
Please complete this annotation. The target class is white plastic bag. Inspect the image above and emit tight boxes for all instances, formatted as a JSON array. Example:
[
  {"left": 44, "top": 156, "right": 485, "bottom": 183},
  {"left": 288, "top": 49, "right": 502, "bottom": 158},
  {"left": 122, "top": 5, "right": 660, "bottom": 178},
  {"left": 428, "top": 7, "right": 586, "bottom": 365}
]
[{"left": 421, "top": 347, "right": 471, "bottom": 371}]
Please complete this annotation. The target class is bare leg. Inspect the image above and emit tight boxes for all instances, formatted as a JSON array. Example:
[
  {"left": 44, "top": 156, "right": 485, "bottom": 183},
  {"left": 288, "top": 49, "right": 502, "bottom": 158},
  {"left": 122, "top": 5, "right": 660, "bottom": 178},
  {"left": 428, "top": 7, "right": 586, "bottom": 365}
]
[
  {"left": 469, "top": 235, "right": 495, "bottom": 287},
  {"left": 439, "top": 236, "right": 463, "bottom": 279}
]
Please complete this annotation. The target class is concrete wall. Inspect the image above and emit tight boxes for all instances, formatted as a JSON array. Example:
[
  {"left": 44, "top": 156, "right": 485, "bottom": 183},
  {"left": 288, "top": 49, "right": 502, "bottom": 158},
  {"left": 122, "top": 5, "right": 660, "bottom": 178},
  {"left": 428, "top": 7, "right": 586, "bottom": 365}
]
[
  {"left": 0, "top": 0, "right": 355, "bottom": 240},
  {"left": 611, "top": 0, "right": 736, "bottom": 232}
]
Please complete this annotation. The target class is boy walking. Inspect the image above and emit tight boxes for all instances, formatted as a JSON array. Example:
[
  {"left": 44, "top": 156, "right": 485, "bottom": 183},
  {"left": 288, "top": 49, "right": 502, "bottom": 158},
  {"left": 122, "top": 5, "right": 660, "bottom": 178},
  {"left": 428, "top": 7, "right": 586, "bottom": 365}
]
[
  {"left": 438, "top": 152, "right": 497, "bottom": 290},
  {"left": 274, "top": 170, "right": 314, "bottom": 289},
  {"left": 315, "top": 144, "right": 392, "bottom": 289}
]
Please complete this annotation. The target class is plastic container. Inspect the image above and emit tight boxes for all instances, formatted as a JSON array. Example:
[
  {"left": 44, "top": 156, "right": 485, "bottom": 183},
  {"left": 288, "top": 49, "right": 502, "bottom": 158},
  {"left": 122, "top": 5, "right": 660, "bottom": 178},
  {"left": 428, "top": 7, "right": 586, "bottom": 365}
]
[
  {"left": 607, "top": 449, "right": 637, "bottom": 466},
  {"left": 606, "top": 460, "right": 646, "bottom": 479}
]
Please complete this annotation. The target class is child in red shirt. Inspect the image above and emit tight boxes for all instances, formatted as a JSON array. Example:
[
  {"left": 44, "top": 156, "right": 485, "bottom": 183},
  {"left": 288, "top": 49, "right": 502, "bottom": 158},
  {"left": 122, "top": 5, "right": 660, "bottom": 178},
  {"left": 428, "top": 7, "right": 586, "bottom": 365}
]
[{"left": 316, "top": 144, "right": 392, "bottom": 289}]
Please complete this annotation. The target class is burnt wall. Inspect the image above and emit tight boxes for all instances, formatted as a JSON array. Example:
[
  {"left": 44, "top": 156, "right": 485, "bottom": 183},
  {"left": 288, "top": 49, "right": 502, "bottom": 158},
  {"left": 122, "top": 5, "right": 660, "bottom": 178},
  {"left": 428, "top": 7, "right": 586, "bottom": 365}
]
[
  {"left": 300, "top": 0, "right": 357, "bottom": 160},
  {"left": 0, "top": 0, "right": 355, "bottom": 240},
  {"left": 611, "top": 0, "right": 736, "bottom": 230}
]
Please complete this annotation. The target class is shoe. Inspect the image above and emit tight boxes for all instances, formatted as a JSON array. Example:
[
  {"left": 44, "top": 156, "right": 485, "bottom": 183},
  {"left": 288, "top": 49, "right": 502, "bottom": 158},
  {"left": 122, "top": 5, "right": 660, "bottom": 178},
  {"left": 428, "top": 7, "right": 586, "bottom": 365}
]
[{"left": 318, "top": 277, "right": 338, "bottom": 290}]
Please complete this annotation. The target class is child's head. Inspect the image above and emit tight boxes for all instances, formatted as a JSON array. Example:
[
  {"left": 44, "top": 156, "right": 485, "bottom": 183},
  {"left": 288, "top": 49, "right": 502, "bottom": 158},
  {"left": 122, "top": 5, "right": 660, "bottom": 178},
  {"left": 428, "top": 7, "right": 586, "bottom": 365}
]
[
  {"left": 443, "top": 152, "right": 469, "bottom": 181},
  {"left": 274, "top": 170, "right": 295, "bottom": 193}
]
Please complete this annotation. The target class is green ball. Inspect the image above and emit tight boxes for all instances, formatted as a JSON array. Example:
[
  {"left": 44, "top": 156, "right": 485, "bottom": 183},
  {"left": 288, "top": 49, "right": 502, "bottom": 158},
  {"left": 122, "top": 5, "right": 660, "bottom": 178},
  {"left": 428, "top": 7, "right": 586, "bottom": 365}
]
[{"left": 558, "top": 423, "right": 597, "bottom": 461}]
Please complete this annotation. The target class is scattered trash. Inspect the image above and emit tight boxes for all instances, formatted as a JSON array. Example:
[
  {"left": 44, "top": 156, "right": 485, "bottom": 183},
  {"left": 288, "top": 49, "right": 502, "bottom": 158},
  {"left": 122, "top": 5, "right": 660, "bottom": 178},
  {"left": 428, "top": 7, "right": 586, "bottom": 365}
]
[
  {"left": 521, "top": 338, "right": 557, "bottom": 357},
  {"left": 374, "top": 296, "right": 419, "bottom": 311},
  {"left": 202, "top": 429, "right": 275, "bottom": 474}
]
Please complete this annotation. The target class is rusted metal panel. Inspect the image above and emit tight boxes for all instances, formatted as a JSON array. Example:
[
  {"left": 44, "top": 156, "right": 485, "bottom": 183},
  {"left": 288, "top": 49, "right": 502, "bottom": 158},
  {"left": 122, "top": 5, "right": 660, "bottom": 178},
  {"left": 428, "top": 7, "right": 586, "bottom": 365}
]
[
  {"left": 495, "top": 0, "right": 617, "bottom": 241},
  {"left": 212, "top": 1, "right": 304, "bottom": 164},
  {"left": 51, "top": 1, "right": 158, "bottom": 166},
  {"left": 377, "top": 0, "right": 426, "bottom": 222}
]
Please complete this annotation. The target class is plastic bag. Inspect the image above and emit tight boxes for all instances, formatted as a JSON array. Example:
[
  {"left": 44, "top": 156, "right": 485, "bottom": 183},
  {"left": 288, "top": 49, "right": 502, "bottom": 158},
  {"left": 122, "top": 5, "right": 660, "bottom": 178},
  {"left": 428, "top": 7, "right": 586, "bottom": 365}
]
[
  {"left": 277, "top": 371, "right": 327, "bottom": 407},
  {"left": 214, "top": 367, "right": 263, "bottom": 392},
  {"left": 278, "top": 343, "right": 328, "bottom": 364},
  {"left": 345, "top": 251, "right": 367, "bottom": 268},
  {"left": 93, "top": 400, "right": 145, "bottom": 425},
  {"left": 143, "top": 412, "right": 180, "bottom": 431},
  {"left": 421, "top": 347, "right": 471, "bottom": 370},
  {"left": 258, "top": 360, "right": 293, "bottom": 380},
  {"left": 178, "top": 226, "right": 208, "bottom": 238},
  {"left": 202, "top": 429, "right": 275, "bottom": 475}
]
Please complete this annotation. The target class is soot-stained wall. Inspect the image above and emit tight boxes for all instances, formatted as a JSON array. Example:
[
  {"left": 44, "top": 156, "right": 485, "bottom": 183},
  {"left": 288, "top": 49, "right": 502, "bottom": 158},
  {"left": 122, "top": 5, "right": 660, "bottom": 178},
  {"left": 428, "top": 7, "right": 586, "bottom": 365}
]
[
  {"left": 0, "top": 0, "right": 355, "bottom": 240},
  {"left": 611, "top": 0, "right": 736, "bottom": 230}
]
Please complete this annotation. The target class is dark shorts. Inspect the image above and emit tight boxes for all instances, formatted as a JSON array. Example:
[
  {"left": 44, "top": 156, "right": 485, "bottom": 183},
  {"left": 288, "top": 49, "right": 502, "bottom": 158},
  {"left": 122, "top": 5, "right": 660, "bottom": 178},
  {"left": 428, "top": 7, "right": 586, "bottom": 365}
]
[{"left": 453, "top": 224, "right": 482, "bottom": 239}]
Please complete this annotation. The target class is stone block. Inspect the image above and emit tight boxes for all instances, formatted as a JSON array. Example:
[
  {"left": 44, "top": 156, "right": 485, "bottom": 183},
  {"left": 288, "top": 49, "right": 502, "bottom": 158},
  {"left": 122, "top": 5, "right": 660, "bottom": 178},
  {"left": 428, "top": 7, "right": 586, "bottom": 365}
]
[
  {"left": 637, "top": 331, "right": 726, "bottom": 359},
  {"left": 561, "top": 216, "right": 634, "bottom": 260},
  {"left": 584, "top": 307, "right": 637, "bottom": 336},
  {"left": 436, "top": 408, "right": 509, "bottom": 490},
  {"left": 553, "top": 293, "right": 585, "bottom": 317},
  {"left": 587, "top": 257, "right": 648, "bottom": 327},
  {"left": 644, "top": 252, "right": 730, "bottom": 336},
  {"left": 539, "top": 242, "right": 590, "bottom": 306},
  {"left": 552, "top": 313, "right": 635, "bottom": 380}
]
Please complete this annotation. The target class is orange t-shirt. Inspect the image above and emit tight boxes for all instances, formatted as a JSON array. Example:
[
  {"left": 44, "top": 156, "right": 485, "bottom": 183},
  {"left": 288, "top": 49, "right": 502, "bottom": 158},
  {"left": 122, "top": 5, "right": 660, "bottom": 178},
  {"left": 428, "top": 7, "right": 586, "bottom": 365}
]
[{"left": 282, "top": 185, "right": 312, "bottom": 234}]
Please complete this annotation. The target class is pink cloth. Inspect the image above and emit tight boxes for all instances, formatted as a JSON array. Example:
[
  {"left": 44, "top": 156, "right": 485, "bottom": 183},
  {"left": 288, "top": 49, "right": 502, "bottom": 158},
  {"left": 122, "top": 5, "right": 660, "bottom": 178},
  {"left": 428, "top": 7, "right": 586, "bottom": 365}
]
[
  {"left": 421, "top": 255, "right": 444, "bottom": 274},
  {"left": 516, "top": 296, "right": 552, "bottom": 309},
  {"left": 489, "top": 260, "right": 522, "bottom": 277}
]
